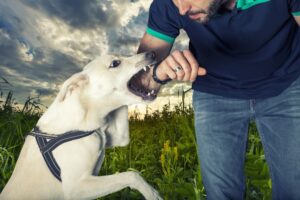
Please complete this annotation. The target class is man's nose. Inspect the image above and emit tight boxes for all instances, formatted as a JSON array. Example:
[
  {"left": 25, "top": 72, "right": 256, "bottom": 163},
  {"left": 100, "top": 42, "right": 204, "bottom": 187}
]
[{"left": 178, "top": 0, "right": 191, "bottom": 15}]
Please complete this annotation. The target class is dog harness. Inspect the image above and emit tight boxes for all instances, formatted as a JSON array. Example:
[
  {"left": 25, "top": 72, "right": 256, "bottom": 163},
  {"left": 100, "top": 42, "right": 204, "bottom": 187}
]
[{"left": 28, "top": 127, "right": 106, "bottom": 182}]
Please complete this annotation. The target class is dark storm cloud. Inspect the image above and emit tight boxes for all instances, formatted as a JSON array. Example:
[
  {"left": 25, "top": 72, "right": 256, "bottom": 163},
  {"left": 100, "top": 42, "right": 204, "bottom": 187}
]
[
  {"left": 0, "top": 48, "right": 82, "bottom": 104},
  {"left": 22, "top": 0, "right": 120, "bottom": 29},
  {"left": 0, "top": 28, "right": 80, "bottom": 79},
  {"left": 107, "top": 30, "right": 139, "bottom": 53},
  {"left": 107, "top": 7, "right": 149, "bottom": 55},
  {"left": 35, "top": 87, "right": 56, "bottom": 96},
  {"left": 0, "top": 29, "right": 20, "bottom": 66},
  {"left": 0, "top": 26, "right": 82, "bottom": 104},
  {"left": 32, "top": 50, "right": 81, "bottom": 81},
  {"left": 0, "top": 14, "right": 23, "bottom": 32}
]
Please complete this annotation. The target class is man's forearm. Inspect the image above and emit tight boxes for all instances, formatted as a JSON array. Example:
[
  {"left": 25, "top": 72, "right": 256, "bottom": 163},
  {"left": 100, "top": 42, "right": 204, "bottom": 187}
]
[{"left": 137, "top": 33, "right": 172, "bottom": 62}]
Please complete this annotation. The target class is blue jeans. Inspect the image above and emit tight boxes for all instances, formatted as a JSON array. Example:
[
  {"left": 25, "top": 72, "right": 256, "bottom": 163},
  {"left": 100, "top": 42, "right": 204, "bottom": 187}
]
[{"left": 192, "top": 75, "right": 300, "bottom": 200}]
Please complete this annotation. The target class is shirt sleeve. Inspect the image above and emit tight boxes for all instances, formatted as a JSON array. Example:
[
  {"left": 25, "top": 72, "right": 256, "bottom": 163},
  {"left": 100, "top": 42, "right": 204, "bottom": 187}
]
[
  {"left": 147, "top": 0, "right": 182, "bottom": 43},
  {"left": 289, "top": 0, "right": 300, "bottom": 16}
]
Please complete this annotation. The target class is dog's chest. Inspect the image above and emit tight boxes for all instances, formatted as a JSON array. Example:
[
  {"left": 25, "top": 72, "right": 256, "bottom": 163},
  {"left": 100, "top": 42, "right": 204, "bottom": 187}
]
[{"left": 53, "top": 132, "right": 105, "bottom": 174}]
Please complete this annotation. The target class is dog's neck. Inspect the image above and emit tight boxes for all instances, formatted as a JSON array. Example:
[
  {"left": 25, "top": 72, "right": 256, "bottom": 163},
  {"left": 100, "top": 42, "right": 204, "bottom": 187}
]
[{"left": 36, "top": 95, "right": 118, "bottom": 135}]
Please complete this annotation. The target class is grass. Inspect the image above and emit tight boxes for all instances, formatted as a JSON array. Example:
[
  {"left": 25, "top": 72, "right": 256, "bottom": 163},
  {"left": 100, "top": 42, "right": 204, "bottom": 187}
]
[{"left": 0, "top": 91, "right": 272, "bottom": 199}]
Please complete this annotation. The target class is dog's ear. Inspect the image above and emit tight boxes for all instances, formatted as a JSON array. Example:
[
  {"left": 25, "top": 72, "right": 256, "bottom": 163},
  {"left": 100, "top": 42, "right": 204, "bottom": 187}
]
[
  {"left": 58, "top": 73, "right": 89, "bottom": 102},
  {"left": 105, "top": 106, "right": 129, "bottom": 147}
]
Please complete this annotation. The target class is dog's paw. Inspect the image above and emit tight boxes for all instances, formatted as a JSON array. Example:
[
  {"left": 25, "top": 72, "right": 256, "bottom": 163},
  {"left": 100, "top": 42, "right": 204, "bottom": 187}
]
[
  {"left": 142, "top": 184, "right": 163, "bottom": 200},
  {"left": 147, "top": 189, "right": 163, "bottom": 200},
  {"left": 127, "top": 171, "right": 163, "bottom": 200}
]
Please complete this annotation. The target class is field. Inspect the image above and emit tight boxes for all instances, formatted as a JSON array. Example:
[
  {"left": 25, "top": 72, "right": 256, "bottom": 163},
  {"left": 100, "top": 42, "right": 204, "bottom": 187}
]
[{"left": 0, "top": 92, "right": 272, "bottom": 199}]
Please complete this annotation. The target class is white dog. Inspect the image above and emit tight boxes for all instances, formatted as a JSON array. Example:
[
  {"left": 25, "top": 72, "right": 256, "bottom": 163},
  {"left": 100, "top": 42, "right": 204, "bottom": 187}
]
[{"left": 0, "top": 52, "right": 162, "bottom": 200}]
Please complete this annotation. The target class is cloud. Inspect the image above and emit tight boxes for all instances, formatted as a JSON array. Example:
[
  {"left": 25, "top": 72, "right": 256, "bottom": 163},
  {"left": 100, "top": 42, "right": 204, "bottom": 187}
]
[
  {"left": 106, "top": 7, "right": 150, "bottom": 55},
  {"left": 0, "top": 29, "right": 20, "bottom": 65},
  {"left": 0, "top": 0, "right": 191, "bottom": 111},
  {"left": 21, "top": 0, "right": 120, "bottom": 29},
  {"left": 0, "top": 26, "right": 81, "bottom": 105}
]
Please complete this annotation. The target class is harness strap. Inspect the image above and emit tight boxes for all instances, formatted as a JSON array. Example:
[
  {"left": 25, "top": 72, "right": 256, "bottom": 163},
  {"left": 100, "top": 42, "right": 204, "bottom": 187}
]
[
  {"left": 35, "top": 135, "right": 62, "bottom": 181},
  {"left": 29, "top": 127, "right": 96, "bottom": 182},
  {"left": 92, "top": 129, "right": 106, "bottom": 175}
]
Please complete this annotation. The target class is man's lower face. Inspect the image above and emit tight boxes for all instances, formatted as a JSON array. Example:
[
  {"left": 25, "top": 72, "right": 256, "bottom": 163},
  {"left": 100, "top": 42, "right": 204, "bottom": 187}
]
[{"left": 189, "top": 0, "right": 223, "bottom": 23}]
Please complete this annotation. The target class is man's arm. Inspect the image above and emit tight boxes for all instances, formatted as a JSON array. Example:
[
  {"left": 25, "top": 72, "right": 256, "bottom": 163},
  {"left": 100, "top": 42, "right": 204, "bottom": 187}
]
[
  {"left": 137, "top": 33, "right": 206, "bottom": 82},
  {"left": 294, "top": 15, "right": 300, "bottom": 26},
  {"left": 137, "top": 33, "right": 173, "bottom": 62}
]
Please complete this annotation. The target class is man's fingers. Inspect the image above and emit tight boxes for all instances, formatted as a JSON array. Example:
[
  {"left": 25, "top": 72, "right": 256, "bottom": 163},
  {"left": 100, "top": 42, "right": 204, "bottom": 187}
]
[
  {"left": 155, "top": 49, "right": 207, "bottom": 83},
  {"left": 165, "top": 66, "right": 177, "bottom": 79},
  {"left": 182, "top": 50, "right": 200, "bottom": 81},
  {"left": 198, "top": 67, "right": 206, "bottom": 76},
  {"left": 156, "top": 61, "right": 177, "bottom": 80},
  {"left": 166, "top": 56, "right": 184, "bottom": 80},
  {"left": 171, "top": 50, "right": 191, "bottom": 81}
]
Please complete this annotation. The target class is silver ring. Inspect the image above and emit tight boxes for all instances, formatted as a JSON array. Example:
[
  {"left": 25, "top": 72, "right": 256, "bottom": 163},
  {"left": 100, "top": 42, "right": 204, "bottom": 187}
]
[{"left": 173, "top": 66, "right": 183, "bottom": 73}]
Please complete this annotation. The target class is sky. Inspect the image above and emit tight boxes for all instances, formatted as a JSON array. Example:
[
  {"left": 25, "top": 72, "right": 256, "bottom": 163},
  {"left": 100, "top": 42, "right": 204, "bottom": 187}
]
[{"left": 0, "top": 0, "right": 192, "bottom": 114}]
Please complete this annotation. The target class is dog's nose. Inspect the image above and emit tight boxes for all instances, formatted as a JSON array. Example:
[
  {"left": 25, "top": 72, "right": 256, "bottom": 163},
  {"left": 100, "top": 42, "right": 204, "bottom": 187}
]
[{"left": 146, "top": 51, "right": 156, "bottom": 59}]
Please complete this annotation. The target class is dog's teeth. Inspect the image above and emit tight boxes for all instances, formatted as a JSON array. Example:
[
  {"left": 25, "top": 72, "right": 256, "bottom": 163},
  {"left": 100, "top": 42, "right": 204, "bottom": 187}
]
[
  {"left": 143, "top": 66, "right": 147, "bottom": 71},
  {"left": 151, "top": 90, "right": 155, "bottom": 94},
  {"left": 147, "top": 92, "right": 151, "bottom": 96}
]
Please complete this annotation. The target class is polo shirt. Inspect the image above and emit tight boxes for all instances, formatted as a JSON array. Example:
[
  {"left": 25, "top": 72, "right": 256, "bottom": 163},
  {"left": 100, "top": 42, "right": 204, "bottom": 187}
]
[{"left": 147, "top": 0, "right": 300, "bottom": 99}]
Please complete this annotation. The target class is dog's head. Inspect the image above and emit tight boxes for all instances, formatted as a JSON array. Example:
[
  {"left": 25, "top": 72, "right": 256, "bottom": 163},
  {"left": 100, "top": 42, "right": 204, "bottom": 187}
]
[
  {"left": 56, "top": 52, "right": 160, "bottom": 147},
  {"left": 83, "top": 51, "right": 159, "bottom": 103}
]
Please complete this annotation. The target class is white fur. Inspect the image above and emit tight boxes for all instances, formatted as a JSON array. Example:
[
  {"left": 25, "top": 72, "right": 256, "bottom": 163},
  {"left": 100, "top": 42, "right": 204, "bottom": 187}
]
[{"left": 0, "top": 53, "right": 162, "bottom": 200}]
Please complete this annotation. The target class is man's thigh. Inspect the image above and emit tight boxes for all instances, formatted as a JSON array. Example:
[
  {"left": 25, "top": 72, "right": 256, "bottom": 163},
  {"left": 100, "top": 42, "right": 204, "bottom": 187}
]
[
  {"left": 255, "top": 75, "right": 300, "bottom": 199},
  {"left": 192, "top": 91, "right": 251, "bottom": 199}
]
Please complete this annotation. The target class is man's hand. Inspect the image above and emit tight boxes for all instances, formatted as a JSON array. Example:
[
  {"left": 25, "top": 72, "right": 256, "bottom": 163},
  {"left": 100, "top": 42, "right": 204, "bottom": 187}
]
[{"left": 155, "top": 49, "right": 206, "bottom": 82}]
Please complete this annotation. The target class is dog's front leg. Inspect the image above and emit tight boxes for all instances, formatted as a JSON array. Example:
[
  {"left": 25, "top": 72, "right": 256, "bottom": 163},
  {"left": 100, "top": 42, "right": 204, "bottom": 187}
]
[{"left": 63, "top": 171, "right": 162, "bottom": 200}]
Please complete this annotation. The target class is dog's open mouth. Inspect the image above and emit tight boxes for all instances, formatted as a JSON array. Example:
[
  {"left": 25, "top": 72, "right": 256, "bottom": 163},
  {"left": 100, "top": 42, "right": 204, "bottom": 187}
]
[{"left": 127, "top": 63, "right": 159, "bottom": 101}]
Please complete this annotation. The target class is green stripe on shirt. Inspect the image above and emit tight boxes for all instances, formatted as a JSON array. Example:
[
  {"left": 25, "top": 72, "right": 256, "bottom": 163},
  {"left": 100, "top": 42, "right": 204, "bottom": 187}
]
[
  {"left": 292, "top": 11, "right": 300, "bottom": 16},
  {"left": 146, "top": 28, "right": 175, "bottom": 43},
  {"left": 236, "top": 0, "right": 270, "bottom": 10}
]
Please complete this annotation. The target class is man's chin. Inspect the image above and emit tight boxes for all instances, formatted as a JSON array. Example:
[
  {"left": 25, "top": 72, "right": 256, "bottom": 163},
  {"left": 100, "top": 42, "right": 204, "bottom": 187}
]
[
  {"left": 192, "top": 0, "right": 223, "bottom": 23},
  {"left": 193, "top": 15, "right": 211, "bottom": 24},
  {"left": 188, "top": 11, "right": 216, "bottom": 23},
  {"left": 189, "top": 12, "right": 207, "bottom": 20}
]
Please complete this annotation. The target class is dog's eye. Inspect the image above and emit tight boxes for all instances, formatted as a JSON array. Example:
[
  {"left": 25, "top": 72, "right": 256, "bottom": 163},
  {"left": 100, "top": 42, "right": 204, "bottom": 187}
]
[{"left": 109, "top": 60, "right": 121, "bottom": 68}]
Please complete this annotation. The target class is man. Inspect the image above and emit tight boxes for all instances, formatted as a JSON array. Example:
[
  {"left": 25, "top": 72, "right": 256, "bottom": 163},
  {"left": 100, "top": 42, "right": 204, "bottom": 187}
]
[{"left": 137, "top": 0, "right": 300, "bottom": 199}]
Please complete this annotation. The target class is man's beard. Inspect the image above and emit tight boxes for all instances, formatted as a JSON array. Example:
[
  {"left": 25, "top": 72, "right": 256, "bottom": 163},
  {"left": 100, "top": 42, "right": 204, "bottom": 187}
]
[{"left": 188, "top": 0, "right": 223, "bottom": 23}]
